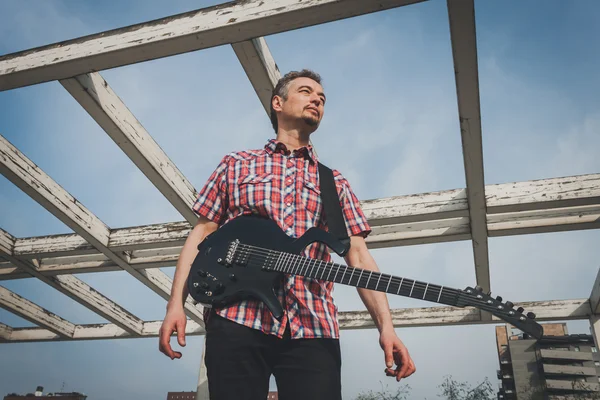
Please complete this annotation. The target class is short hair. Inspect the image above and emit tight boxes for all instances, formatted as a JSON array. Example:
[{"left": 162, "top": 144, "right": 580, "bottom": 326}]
[{"left": 270, "top": 69, "right": 322, "bottom": 133}]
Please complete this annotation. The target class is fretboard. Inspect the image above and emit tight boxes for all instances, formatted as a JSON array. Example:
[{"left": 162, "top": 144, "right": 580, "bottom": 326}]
[{"left": 261, "top": 247, "right": 461, "bottom": 307}]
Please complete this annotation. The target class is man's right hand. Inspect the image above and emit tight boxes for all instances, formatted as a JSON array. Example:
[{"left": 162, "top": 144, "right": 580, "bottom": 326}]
[{"left": 159, "top": 305, "right": 187, "bottom": 359}]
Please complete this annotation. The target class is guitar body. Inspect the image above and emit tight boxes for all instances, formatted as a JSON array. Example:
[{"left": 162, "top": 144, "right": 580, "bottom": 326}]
[{"left": 188, "top": 215, "right": 343, "bottom": 319}]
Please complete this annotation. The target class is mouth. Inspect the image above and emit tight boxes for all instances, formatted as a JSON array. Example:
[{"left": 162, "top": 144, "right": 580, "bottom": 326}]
[{"left": 306, "top": 108, "right": 319, "bottom": 117}]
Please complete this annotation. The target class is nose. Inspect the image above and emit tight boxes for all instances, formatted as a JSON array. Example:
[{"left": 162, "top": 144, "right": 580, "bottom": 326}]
[{"left": 310, "top": 94, "right": 322, "bottom": 107}]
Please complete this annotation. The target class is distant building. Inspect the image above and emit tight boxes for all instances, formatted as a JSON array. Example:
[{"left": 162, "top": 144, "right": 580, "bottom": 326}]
[
  {"left": 4, "top": 386, "right": 86, "bottom": 400},
  {"left": 166, "top": 392, "right": 195, "bottom": 400},
  {"left": 496, "top": 323, "right": 600, "bottom": 399}
]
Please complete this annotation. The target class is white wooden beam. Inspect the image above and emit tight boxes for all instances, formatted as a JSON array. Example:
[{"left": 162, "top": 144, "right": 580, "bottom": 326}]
[
  {"left": 1, "top": 203, "right": 598, "bottom": 281},
  {"left": 0, "top": 321, "right": 13, "bottom": 340},
  {"left": 0, "top": 285, "right": 75, "bottom": 338},
  {"left": 60, "top": 73, "right": 198, "bottom": 224},
  {"left": 5, "top": 173, "right": 598, "bottom": 262},
  {"left": 0, "top": 229, "right": 144, "bottom": 334},
  {"left": 589, "top": 267, "right": 600, "bottom": 315},
  {"left": 0, "top": 134, "right": 204, "bottom": 324},
  {"left": 232, "top": 37, "right": 281, "bottom": 115},
  {"left": 447, "top": 0, "right": 489, "bottom": 295},
  {"left": 2, "top": 299, "right": 589, "bottom": 342},
  {"left": 0, "top": 0, "right": 424, "bottom": 91}
]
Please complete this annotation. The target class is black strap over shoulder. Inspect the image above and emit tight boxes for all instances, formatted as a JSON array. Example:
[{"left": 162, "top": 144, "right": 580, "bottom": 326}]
[{"left": 318, "top": 162, "right": 351, "bottom": 257}]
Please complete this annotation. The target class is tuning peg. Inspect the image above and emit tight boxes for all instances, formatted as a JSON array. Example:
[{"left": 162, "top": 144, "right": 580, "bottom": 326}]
[
  {"left": 495, "top": 296, "right": 503, "bottom": 302},
  {"left": 475, "top": 285, "right": 482, "bottom": 292},
  {"left": 527, "top": 312, "right": 536, "bottom": 319},
  {"left": 517, "top": 307, "right": 524, "bottom": 313},
  {"left": 505, "top": 301, "right": 514, "bottom": 308}
]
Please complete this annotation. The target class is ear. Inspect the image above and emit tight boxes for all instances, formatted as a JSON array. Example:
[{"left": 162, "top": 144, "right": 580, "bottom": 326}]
[{"left": 272, "top": 95, "right": 284, "bottom": 113}]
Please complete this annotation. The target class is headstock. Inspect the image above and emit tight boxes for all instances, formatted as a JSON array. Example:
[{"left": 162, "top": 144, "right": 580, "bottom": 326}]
[{"left": 457, "top": 286, "right": 543, "bottom": 339}]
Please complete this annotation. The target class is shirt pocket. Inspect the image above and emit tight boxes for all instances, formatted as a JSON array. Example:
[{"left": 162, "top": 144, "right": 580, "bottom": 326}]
[
  {"left": 301, "top": 179, "right": 323, "bottom": 225},
  {"left": 236, "top": 172, "right": 275, "bottom": 216}
]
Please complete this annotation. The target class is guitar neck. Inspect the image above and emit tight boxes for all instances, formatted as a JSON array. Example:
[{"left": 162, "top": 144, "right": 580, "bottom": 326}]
[{"left": 266, "top": 249, "right": 462, "bottom": 308}]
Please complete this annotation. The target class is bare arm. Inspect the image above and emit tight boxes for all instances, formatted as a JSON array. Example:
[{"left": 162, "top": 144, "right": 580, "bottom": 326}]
[
  {"left": 344, "top": 235, "right": 416, "bottom": 380},
  {"left": 159, "top": 215, "right": 219, "bottom": 359}
]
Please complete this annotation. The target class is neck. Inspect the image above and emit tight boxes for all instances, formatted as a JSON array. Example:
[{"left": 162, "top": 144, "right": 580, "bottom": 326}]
[{"left": 275, "top": 127, "right": 313, "bottom": 151}]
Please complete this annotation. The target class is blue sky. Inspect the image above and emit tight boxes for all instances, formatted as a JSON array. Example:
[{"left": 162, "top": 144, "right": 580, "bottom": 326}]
[{"left": 1, "top": 0, "right": 599, "bottom": 399}]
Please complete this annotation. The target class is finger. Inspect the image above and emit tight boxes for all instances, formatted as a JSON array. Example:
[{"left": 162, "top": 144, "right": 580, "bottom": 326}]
[
  {"left": 383, "top": 344, "right": 394, "bottom": 369},
  {"left": 396, "top": 351, "right": 410, "bottom": 380},
  {"left": 405, "top": 359, "right": 416, "bottom": 377},
  {"left": 177, "top": 320, "right": 187, "bottom": 347},
  {"left": 159, "top": 327, "right": 175, "bottom": 359}
]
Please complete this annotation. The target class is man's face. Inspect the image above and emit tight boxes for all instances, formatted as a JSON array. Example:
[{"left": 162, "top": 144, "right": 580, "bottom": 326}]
[{"left": 278, "top": 77, "right": 326, "bottom": 129}]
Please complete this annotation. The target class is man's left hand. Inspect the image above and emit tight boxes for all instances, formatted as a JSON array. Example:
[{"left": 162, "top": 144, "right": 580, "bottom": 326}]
[{"left": 379, "top": 329, "right": 416, "bottom": 381}]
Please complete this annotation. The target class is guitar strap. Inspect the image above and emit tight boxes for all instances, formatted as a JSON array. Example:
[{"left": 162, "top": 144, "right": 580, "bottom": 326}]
[{"left": 317, "top": 162, "right": 351, "bottom": 257}]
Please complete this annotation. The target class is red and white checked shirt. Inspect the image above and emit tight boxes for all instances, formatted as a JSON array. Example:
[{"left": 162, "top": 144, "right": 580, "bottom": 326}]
[{"left": 192, "top": 139, "right": 371, "bottom": 339}]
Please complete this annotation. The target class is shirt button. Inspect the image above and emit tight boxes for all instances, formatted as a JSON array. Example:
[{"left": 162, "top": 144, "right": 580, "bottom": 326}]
[{"left": 286, "top": 202, "right": 292, "bottom": 207}]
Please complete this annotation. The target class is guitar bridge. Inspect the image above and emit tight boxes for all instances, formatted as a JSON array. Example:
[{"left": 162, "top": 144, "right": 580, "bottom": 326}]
[{"left": 225, "top": 239, "right": 240, "bottom": 265}]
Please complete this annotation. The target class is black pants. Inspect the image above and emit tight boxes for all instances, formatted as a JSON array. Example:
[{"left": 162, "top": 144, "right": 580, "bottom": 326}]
[{"left": 205, "top": 313, "right": 342, "bottom": 400}]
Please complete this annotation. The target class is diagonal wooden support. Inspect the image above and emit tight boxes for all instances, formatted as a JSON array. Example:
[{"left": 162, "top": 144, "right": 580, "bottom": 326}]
[
  {"left": 0, "top": 285, "right": 75, "bottom": 338},
  {"left": 0, "top": 321, "right": 13, "bottom": 340},
  {"left": 60, "top": 73, "right": 198, "bottom": 224},
  {"left": 232, "top": 37, "right": 281, "bottom": 115},
  {"left": 0, "top": 134, "right": 204, "bottom": 324},
  {"left": 0, "top": 0, "right": 424, "bottom": 91},
  {"left": 447, "top": 0, "right": 490, "bottom": 299},
  {"left": 0, "top": 228, "right": 144, "bottom": 334}
]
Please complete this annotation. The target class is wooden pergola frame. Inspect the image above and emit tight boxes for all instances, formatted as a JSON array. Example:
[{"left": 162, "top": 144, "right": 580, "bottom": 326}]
[{"left": 1, "top": 0, "right": 599, "bottom": 397}]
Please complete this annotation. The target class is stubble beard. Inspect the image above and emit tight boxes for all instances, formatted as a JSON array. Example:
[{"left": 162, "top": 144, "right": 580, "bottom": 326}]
[{"left": 302, "top": 110, "right": 320, "bottom": 127}]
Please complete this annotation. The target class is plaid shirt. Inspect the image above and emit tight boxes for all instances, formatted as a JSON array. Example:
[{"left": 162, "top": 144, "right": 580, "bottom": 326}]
[{"left": 193, "top": 139, "right": 371, "bottom": 339}]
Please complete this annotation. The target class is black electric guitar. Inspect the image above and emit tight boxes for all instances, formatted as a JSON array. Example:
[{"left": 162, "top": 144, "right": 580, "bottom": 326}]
[{"left": 187, "top": 215, "right": 543, "bottom": 339}]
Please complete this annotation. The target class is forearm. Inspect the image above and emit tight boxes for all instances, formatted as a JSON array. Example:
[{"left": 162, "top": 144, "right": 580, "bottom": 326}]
[
  {"left": 168, "top": 218, "right": 217, "bottom": 309},
  {"left": 345, "top": 236, "right": 395, "bottom": 334},
  {"left": 355, "top": 259, "right": 395, "bottom": 334}
]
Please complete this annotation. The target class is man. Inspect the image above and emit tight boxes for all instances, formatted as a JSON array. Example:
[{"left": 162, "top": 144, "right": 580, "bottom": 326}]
[{"left": 159, "top": 69, "right": 416, "bottom": 399}]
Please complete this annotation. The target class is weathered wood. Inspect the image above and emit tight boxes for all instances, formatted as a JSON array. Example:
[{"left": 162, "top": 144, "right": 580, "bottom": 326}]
[
  {"left": 15, "top": 233, "right": 95, "bottom": 259},
  {"left": 0, "top": 242, "right": 143, "bottom": 334},
  {"left": 0, "top": 228, "right": 15, "bottom": 255},
  {"left": 2, "top": 299, "right": 589, "bottom": 342},
  {"left": 447, "top": 0, "right": 490, "bottom": 298},
  {"left": 486, "top": 174, "right": 600, "bottom": 214},
  {"left": 589, "top": 268, "right": 600, "bottom": 315},
  {"left": 61, "top": 73, "right": 198, "bottom": 224},
  {"left": 488, "top": 204, "right": 600, "bottom": 237},
  {"left": 0, "top": 285, "right": 75, "bottom": 338},
  {"left": 1, "top": 203, "right": 599, "bottom": 281},
  {"left": 0, "top": 321, "right": 12, "bottom": 340},
  {"left": 0, "top": 134, "right": 111, "bottom": 247},
  {"left": 0, "top": 134, "right": 204, "bottom": 324},
  {"left": 0, "top": 0, "right": 424, "bottom": 91},
  {"left": 5, "top": 172, "right": 598, "bottom": 262},
  {"left": 232, "top": 37, "right": 281, "bottom": 115}
]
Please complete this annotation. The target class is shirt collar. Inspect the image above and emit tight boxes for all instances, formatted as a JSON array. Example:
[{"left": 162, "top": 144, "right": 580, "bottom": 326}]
[{"left": 264, "top": 139, "right": 318, "bottom": 164}]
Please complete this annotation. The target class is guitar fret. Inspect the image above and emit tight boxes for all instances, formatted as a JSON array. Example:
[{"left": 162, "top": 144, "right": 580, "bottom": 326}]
[
  {"left": 385, "top": 275, "right": 392, "bottom": 293},
  {"left": 320, "top": 261, "right": 327, "bottom": 280},
  {"left": 437, "top": 286, "right": 444, "bottom": 303},
  {"left": 409, "top": 281, "right": 416, "bottom": 297},
  {"left": 333, "top": 265, "right": 341, "bottom": 283},
  {"left": 423, "top": 283, "right": 429, "bottom": 299},
  {"left": 348, "top": 268, "right": 355, "bottom": 286},
  {"left": 326, "top": 263, "right": 333, "bottom": 281},
  {"left": 357, "top": 269, "right": 364, "bottom": 287},
  {"left": 375, "top": 273, "right": 382, "bottom": 291},
  {"left": 397, "top": 278, "right": 404, "bottom": 295},
  {"left": 365, "top": 271, "right": 373, "bottom": 288}
]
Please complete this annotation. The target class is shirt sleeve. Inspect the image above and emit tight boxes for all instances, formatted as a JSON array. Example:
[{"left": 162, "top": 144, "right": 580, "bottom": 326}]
[
  {"left": 333, "top": 170, "right": 372, "bottom": 238},
  {"left": 192, "top": 155, "right": 230, "bottom": 224}
]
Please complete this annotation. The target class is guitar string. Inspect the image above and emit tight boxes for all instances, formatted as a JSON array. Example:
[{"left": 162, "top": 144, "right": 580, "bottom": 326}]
[{"left": 228, "top": 243, "right": 515, "bottom": 314}]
